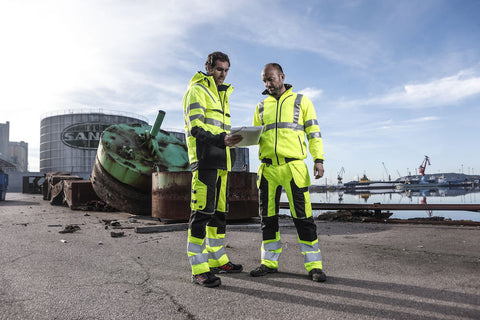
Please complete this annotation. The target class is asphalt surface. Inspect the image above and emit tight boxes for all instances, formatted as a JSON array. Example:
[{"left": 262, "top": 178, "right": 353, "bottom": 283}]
[{"left": 1, "top": 193, "right": 479, "bottom": 320}]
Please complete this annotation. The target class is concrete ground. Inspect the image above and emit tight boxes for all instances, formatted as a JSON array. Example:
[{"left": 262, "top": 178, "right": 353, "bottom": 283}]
[{"left": 1, "top": 193, "right": 479, "bottom": 320}]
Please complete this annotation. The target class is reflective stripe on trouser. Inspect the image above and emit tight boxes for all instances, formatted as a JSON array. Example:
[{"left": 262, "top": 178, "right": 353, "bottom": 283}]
[
  {"left": 187, "top": 169, "right": 230, "bottom": 275},
  {"left": 258, "top": 161, "right": 323, "bottom": 271}
]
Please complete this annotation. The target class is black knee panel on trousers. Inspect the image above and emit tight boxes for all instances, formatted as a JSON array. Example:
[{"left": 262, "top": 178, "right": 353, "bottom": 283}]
[
  {"left": 292, "top": 217, "right": 318, "bottom": 242},
  {"left": 189, "top": 211, "right": 211, "bottom": 239},
  {"left": 261, "top": 215, "right": 279, "bottom": 241},
  {"left": 259, "top": 175, "right": 282, "bottom": 217},
  {"left": 290, "top": 179, "right": 308, "bottom": 219},
  {"left": 208, "top": 211, "right": 227, "bottom": 234},
  {"left": 259, "top": 175, "right": 269, "bottom": 217}
]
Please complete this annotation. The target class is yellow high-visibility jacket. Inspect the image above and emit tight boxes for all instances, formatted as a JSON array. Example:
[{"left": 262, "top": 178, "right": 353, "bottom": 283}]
[
  {"left": 253, "top": 84, "right": 324, "bottom": 165},
  {"left": 183, "top": 71, "right": 233, "bottom": 171}
]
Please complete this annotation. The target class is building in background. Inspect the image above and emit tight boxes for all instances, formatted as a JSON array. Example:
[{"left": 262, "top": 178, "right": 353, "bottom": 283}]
[
  {"left": 0, "top": 121, "right": 28, "bottom": 173},
  {"left": 0, "top": 121, "right": 9, "bottom": 160},
  {"left": 40, "top": 110, "right": 148, "bottom": 178},
  {"left": 9, "top": 141, "right": 28, "bottom": 172}
]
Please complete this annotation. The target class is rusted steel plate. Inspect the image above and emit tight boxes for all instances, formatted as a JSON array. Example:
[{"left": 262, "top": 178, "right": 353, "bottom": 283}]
[
  {"left": 50, "top": 182, "right": 66, "bottom": 206},
  {"left": 43, "top": 172, "right": 81, "bottom": 201},
  {"left": 152, "top": 171, "right": 258, "bottom": 222},
  {"left": 152, "top": 171, "right": 191, "bottom": 221},
  {"left": 63, "top": 180, "right": 101, "bottom": 210},
  {"left": 22, "top": 176, "right": 44, "bottom": 194}
]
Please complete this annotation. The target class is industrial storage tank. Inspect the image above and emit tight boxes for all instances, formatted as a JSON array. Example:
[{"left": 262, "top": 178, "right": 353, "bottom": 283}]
[{"left": 40, "top": 110, "right": 148, "bottom": 176}]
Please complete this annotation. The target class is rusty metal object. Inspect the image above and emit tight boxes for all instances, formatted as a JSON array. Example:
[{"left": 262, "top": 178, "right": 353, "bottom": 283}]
[
  {"left": 42, "top": 172, "right": 71, "bottom": 200},
  {"left": 152, "top": 171, "right": 191, "bottom": 221},
  {"left": 63, "top": 180, "right": 101, "bottom": 210},
  {"left": 91, "top": 159, "right": 151, "bottom": 215},
  {"left": 44, "top": 173, "right": 82, "bottom": 205},
  {"left": 90, "top": 111, "right": 189, "bottom": 215},
  {"left": 228, "top": 171, "right": 259, "bottom": 220},
  {"left": 22, "top": 175, "right": 44, "bottom": 194},
  {"left": 152, "top": 171, "right": 258, "bottom": 222},
  {"left": 50, "top": 182, "right": 66, "bottom": 205}
]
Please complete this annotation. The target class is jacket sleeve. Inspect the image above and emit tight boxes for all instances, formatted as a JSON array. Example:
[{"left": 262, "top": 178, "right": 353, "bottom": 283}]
[
  {"left": 253, "top": 102, "right": 262, "bottom": 126},
  {"left": 183, "top": 86, "right": 226, "bottom": 148},
  {"left": 302, "top": 96, "right": 325, "bottom": 163}
]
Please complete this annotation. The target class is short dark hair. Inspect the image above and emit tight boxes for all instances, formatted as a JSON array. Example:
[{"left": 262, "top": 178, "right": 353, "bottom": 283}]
[
  {"left": 205, "top": 51, "right": 230, "bottom": 71},
  {"left": 265, "top": 63, "right": 284, "bottom": 74}
]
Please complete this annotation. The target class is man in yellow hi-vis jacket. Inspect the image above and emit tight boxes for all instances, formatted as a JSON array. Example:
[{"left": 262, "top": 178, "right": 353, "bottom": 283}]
[
  {"left": 183, "top": 52, "right": 243, "bottom": 288},
  {"left": 250, "top": 63, "right": 327, "bottom": 282}
]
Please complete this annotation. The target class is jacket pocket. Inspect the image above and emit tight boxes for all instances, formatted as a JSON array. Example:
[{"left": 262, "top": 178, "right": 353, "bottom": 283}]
[{"left": 297, "top": 136, "right": 304, "bottom": 155}]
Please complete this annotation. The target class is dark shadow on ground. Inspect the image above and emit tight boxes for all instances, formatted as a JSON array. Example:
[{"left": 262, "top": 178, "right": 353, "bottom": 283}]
[{"left": 219, "top": 273, "right": 479, "bottom": 320}]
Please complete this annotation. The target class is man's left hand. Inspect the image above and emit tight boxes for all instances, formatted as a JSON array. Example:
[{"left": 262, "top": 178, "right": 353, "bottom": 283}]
[
  {"left": 314, "top": 162, "right": 324, "bottom": 179},
  {"left": 224, "top": 134, "right": 243, "bottom": 147}
]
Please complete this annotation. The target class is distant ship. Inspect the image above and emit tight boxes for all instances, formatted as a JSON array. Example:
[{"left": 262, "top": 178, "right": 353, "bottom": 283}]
[
  {"left": 344, "top": 174, "right": 396, "bottom": 191},
  {"left": 395, "top": 175, "right": 449, "bottom": 190}
]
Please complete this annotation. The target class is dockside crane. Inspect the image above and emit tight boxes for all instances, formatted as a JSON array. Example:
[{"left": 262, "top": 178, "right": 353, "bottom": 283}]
[
  {"left": 419, "top": 155, "right": 430, "bottom": 176},
  {"left": 382, "top": 162, "right": 391, "bottom": 181},
  {"left": 396, "top": 170, "right": 402, "bottom": 179},
  {"left": 337, "top": 167, "right": 345, "bottom": 185}
]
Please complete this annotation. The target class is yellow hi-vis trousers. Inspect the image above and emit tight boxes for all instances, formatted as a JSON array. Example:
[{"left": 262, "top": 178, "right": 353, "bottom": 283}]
[
  {"left": 257, "top": 160, "right": 323, "bottom": 272},
  {"left": 187, "top": 169, "right": 230, "bottom": 275}
]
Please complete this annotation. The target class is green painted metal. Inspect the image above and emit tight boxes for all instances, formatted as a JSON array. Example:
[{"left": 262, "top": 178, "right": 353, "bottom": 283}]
[
  {"left": 150, "top": 110, "right": 165, "bottom": 137},
  {"left": 96, "top": 111, "right": 189, "bottom": 191}
]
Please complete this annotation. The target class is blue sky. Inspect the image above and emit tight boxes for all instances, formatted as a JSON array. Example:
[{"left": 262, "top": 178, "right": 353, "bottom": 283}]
[{"left": 1, "top": 0, "right": 479, "bottom": 183}]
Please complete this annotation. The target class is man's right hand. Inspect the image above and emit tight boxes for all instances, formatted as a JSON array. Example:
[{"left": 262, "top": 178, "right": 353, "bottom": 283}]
[{"left": 224, "top": 134, "right": 243, "bottom": 147}]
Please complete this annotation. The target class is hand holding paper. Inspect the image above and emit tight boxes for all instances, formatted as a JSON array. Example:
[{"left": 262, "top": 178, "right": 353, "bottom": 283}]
[
  {"left": 224, "top": 133, "right": 243, "bottom": 147},
  {"left": 229, "top": 126, "right": 264, "bottom": 147}
]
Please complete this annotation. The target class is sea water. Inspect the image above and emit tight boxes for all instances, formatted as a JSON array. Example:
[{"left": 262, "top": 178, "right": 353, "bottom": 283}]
[{"left": 280, "top": 187, "right": 480, "bottom": 222}]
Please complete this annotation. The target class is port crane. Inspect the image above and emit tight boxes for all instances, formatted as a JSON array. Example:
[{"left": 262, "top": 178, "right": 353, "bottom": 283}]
[
  {"left": 382, "top": 162, "right": 391, "bottom": 181},
  {"left": 337, "top": 167, "right": 345, "bottom": 185},
  {"left": 419, "top": 155, "right": 430, "bottom": 176},
  {"left": 396, "top": 170, "right": 402, "bottom": 179}
]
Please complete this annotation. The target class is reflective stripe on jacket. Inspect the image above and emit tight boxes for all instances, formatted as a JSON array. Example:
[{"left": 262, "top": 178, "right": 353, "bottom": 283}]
[
  {"left": 253, "top": 84, "right": 324, "bottom": 164},
  {"left": 183, "top": 71, "right": 233, "bottom": 171}
]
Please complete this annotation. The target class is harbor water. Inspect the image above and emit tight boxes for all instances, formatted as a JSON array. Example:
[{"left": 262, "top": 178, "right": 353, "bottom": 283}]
[{"left": 280, "top": 187, "right": 480, "bottom": 222}]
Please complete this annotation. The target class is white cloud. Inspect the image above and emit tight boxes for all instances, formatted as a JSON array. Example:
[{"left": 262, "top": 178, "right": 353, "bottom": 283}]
[
  {"left": 226, "top": 3, "right": 379, "bottom": 67},
  {"left": 299, "top": 87, "right": 323, "bottom": 100},
  {"left": 339, "top": 69, "right": 480, "bottom": 109},
  {"left": 402, "top": 70, "right": 480, "bottom": 104},
  {"left": 405, "top": 116, "right": 439, "bottom": 123}
]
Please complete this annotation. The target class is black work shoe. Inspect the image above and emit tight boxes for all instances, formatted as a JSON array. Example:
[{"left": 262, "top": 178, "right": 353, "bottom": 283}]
[
  {"left": 191, "top": 272, "right": 221, "bottom": 287},
  {"left": 309, "top": 268, "right": 327, "bottom": 282},
  {"left": 250, "top": 264, "right": 278, "bottom": 277},
  {"left": 211, "top": 262, "right": 243, "bottom": 274}
]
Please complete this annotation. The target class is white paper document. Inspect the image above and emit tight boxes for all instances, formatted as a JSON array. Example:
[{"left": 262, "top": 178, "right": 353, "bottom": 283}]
[{"left": 230, "top": 126, "right": 264, "bottom": 147}]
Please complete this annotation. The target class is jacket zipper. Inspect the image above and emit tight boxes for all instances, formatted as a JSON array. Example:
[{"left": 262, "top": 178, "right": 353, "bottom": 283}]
[
  {"left": 274, "top": 94, "right": 293, "bottom": 163},
  {"left": 274, "top": 99, "right": 279, "bottom": 164},
  {"left": 218, "top": 86, "right": 225, "bottom": 129}
]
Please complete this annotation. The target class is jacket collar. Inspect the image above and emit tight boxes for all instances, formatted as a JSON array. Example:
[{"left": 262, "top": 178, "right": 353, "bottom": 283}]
[
  {"left": 262, "top": 84, "right": 293, "bottom": 98},
  {"left": 189, "top": 71, "right": 232, "bottom": 93}
]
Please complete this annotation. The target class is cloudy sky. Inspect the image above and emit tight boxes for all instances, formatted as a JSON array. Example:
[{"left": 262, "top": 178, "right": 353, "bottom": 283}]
[{"left": 1, "top": 0, "right": 479, "bottom": 183}]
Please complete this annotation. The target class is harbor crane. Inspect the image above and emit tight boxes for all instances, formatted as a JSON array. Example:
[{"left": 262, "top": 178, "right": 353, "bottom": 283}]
[
  {"left": 396, "top": 170, "right": 402, "bottom": 179},
  {"left": 419, "top": 155, "right": 430, "bottom": 176},
  {"left": 382, "top": 162, "right": 391, "bottom": 181},
  {"left": 337, "top": 167, "right": 345, "bottom": 185}
]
